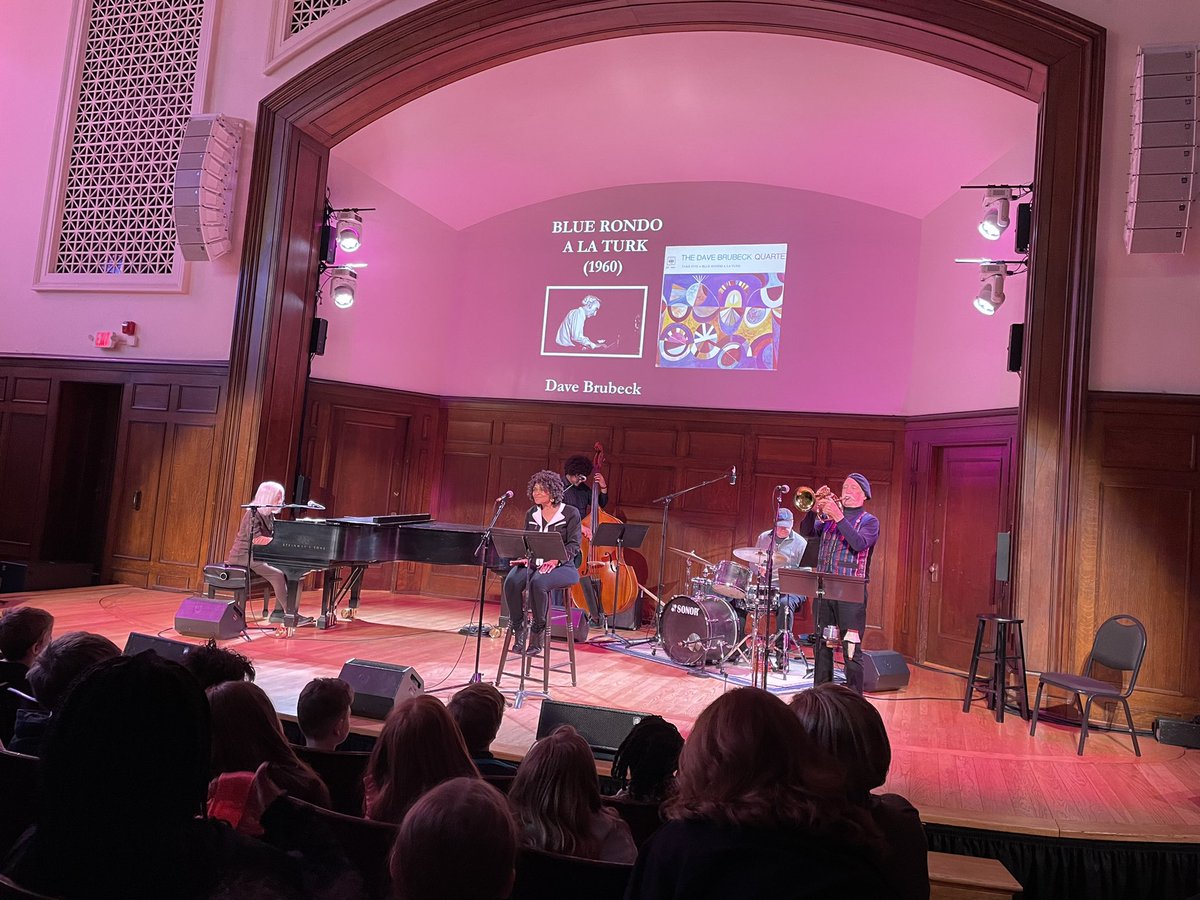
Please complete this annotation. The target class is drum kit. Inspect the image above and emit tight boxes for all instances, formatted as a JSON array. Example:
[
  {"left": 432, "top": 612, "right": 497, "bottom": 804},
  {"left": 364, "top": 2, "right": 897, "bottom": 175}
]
[{"left": 657, "top": 545, "right": 809, "bottom": 676}]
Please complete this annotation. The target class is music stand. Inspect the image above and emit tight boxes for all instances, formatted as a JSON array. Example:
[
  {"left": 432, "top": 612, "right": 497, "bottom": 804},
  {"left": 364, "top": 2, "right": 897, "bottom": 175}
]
[
  {"left": 780, "top": 568, "right": 865, "bottom": 684},
  {"left": 587, "top": 522, "right": 649, "bottom": 647}
]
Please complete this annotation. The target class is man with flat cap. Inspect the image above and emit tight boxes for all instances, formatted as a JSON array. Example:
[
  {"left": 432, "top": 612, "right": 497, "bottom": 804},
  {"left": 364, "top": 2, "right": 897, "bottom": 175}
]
[{"left": 801, "top": 473, "right": 880, "bottom": 694}]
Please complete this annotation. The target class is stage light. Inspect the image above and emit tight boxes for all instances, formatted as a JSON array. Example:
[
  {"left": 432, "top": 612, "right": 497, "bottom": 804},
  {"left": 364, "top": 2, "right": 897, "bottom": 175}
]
[
  {"left": 973, "top": 264, "right": 1007, "bottom": 315},
  {"left": 330, "top": 269, "right": 357, "bottom": 309},
  {"left": 335, "top": 210, "right": 363, "bottom": 253},
  {"left": 978, "top": 188, "right": 1012, "bottom": 240}
]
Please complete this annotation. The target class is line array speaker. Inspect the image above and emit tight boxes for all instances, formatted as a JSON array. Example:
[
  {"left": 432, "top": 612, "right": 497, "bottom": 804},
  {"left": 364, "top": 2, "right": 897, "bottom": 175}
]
[{"left": 173, "top": 114, "right": 244, "bottom": 261}]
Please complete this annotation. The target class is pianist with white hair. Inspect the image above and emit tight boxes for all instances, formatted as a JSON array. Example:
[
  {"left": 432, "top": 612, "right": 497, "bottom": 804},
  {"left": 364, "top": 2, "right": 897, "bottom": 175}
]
[{"left": 225, "top": 480, "right": 292, "bottom": 623}]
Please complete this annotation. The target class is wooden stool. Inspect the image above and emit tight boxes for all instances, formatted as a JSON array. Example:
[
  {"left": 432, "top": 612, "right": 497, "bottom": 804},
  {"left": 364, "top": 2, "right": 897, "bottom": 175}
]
[
  {"left": 495, "top": 588, "right": 578, "bottom": 708},
  {"left": 962, "top": 614, "right": 1030, "bottom": 722}
]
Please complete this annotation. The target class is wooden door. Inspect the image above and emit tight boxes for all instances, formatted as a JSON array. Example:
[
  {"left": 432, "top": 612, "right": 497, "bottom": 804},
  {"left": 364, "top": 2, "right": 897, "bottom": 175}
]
[
  {"left": 327, "top": 408, "right": 409, "bottom": 590},
  {"left": 921, "top": 443, "right": 1011, "bottom": 670}
]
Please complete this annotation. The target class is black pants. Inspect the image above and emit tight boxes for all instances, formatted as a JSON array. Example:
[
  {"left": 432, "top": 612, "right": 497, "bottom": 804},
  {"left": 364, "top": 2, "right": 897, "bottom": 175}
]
[
  {"left": 813, "top": 595, "right": 867, "bottom": 695},
  {"left": 503, "top": 564, "right": 580, "bottom": 632}
]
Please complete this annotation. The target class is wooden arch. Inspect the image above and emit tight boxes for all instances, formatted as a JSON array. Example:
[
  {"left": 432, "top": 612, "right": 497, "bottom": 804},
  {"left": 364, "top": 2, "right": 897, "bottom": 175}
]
[{"left": 215, "top": 0, "right": 1104, "bottom": 670}]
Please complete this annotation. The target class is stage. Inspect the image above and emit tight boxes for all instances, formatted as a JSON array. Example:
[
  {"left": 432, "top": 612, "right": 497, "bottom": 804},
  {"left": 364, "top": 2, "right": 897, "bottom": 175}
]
[{"left": 7, "top": 584, "right": 1199, "bottom": 845}]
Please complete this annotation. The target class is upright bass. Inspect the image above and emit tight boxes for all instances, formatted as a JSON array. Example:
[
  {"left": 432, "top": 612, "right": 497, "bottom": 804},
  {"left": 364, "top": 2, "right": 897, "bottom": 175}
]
[{"left": 570, "top": 443, "right": 642, "bottom": 616}]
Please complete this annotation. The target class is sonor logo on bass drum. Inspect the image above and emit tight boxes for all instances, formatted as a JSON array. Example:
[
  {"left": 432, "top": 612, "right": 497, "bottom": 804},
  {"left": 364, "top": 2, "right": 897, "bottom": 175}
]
[{"left": 674, "top": 604, "right": 700, "bottom": 616}]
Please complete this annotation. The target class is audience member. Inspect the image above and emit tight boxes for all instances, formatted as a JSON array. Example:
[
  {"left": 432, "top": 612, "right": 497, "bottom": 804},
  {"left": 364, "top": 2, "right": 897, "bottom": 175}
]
[
  {"left": 610, "top": 714, "right": 683, "bottom": 804},
  {"left": 1, "top": 652, "right": 359, "bottom": 899},
  {"left": 791, "top": 683, "right": 930, "bottom": 899},
  {"left": 389, "top": 777, "right": 516, "bottom": 900},
  {"left": 626, "top": 687, "right": 885, "bottom": 898},
  {"left": 8, "top": 631, "right": 120, "bottom": 756},
  {"left": 208, "top": 680, "right": 332, "bottom": 808},
  {"left": 448, "top": 682, "right": 518, "bottom": 775},
  {"left": 508, "top": 724, "right": 636, "bottom": 864},
  {"left": 0, "top": 606, "right": 53, "bottom": 746},
  {"left": 297, "top": 676, "right": 354, "bottom": 751},
  {"left": 364, "top": 694, "right": 479, "bottom": 823},
  {"left": 182, "top": 637, "right": 256, "bottom": 689}
]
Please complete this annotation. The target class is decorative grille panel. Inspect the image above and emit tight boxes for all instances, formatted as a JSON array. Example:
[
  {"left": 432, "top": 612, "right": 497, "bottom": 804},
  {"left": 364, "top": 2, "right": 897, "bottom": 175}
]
[
  {"left": 290, "top": 0, "right": 354, "bottom": 35},
  {"left": 54, "top": 0, "right": 205, "bottom": 276}
]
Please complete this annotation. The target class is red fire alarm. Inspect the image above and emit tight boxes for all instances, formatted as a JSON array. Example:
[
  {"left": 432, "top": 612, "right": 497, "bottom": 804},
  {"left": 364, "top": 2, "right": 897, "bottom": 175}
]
[{"left": 121, "top": 321, "right": 137, "bottom": 335}]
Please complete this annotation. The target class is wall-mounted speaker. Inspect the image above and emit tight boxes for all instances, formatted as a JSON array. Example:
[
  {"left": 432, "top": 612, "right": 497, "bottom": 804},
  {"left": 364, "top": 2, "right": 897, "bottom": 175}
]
[
  {"left": 174, "top": 596, "right": 245, "bottom": 640},
  {"left": 1126, "top": 45, "right": 1196, "bottom": 254},
  {"left": 1007, "top": 323, "right": 1025, "bottom": 373},
  {"left": 1014, "top": 202, "right": 1032, "bottom": 254},
  {"left": 309, "top": 317, "right": 328, "bottom": 356},
  {"left": 338, "top": 659, "right": 424, "bottom": 719},
  {"left": 861, "top": 650, "right": 910, "bottom": 692},
  {"left": 535, "top": 699, "right": 653, "bottom": 760},
  {"left": 174, "top": 114, "right": 244, "bottom": 261},
  {"left": 124, "top": 632, "right": 194, "bottom": 663},
  {"left": 996, "top": 531, "right": 1012, "bottom": 583}
]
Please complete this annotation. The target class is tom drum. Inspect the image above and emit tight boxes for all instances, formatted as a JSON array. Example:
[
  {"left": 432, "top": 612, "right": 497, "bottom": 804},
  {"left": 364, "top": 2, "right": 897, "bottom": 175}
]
[
  {"left": 711, "top": 560, "right": 749, "bottom": 601},
  {"left": 661, "top": 594, "right": 738, "bottom": 666}
]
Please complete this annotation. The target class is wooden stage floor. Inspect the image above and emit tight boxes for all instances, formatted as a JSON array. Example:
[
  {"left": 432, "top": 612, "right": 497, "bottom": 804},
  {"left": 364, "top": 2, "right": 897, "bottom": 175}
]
[{"left": 7, "top": 585, "right": 1199, "bottom": 844}]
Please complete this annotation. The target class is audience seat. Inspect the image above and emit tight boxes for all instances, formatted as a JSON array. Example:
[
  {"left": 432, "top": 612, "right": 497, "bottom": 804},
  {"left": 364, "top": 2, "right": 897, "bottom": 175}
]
[
  {"left": 0, "top": 749, "right": 40, "bottom": 859},
  {"left": 601, "top": 796, "right": 663, "bottom": 849},
  {"left": 279, "top": 796, "right": 396, "bottom": 900},
  {"left": 482, "top": 773, "right": 515, "bottom": 795},
  {"left": 511, "top": 846, "right": 632, "bottom": 900},
  {"left": 292, "top": 746, "right": 369, "bottom": 816},
  {"left": 0, "top": 875, "right": 58, "bottom": 900}
]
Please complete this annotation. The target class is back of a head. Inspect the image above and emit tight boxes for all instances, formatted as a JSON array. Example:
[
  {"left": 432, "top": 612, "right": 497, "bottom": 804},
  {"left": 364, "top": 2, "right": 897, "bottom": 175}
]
[
  {"left": 611, "top": 714, "right": 683, "bottom": 802},
  {"left": 0, "top": 606, "right": 54, "bottom": 663},
  {"left": 790, "top": 683, "right": 891, "bottom": 799},
  {"left": 43, "top": 651, "right": 211, "bottom": 830},
  {"left": 447, "top": 682, "right": 505, "bottom": 754},
  {"left": 27, "top": 631, "right": 121, "bottom": 710},
  {"left": 207, "top": 679, "right": 294, "bottom": 774},
  {"left": 390, "top": 777, "right": 516, "bottom": 900},
  {"left": 667, "top": 687, "right": 840, "bottom": 829},
  {"left": 508, "top": 725, "right": 600, "bottom": 855},
  {"left": 297, "top": 676, "right": 354, "bottom": 743},
  {"left": 367, "top": 694, "right": 478, "bottom": 822},
  {"left": 181, "top": 638, "right": 255, "bottom": 690}
]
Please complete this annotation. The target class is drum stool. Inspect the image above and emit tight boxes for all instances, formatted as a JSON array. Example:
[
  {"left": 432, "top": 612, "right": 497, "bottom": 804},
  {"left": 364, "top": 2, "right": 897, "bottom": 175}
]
[
  {"left": 962, "top": 614, "right": 1030, "bottom": 722},
  {"left": 495, "top": 588, "right": 578, "bottom": 708}
]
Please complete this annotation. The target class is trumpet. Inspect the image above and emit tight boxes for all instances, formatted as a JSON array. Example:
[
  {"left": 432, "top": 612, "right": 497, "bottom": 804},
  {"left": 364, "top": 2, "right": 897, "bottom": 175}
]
[{"left": 793, "top": 485, "right": 843, "bottom": 520}]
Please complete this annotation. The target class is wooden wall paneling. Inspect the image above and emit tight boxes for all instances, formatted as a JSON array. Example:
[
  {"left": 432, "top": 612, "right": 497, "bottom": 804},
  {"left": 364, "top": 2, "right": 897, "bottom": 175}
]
[
  {"left": 1075, "top": 395, "right": 1200, "bottom": 723},
  {"left": 0, "top": 412, "right": 50, "bottom": 561},
  {"left": 156, "top": 423, "right": 217, "bottom": 570},
  {"left": 107, "top": 420, "right": 167, "bottom": 570}
]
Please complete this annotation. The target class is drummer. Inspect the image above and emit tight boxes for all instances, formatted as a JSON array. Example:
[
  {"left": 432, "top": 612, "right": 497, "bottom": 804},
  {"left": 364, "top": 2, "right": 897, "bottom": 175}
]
[{"left": 754, "top": 508, "right": 808, "bottom": 635}]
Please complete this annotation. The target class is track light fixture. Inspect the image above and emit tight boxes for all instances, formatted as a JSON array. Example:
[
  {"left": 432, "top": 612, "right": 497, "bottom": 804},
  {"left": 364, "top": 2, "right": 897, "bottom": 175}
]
[
  {"left": 974, "top": 264, "right": 1007, "bottom": 315},
  {"left": 330, "top": 269, "right": 357, "bottom": 308},
  {"left": 335, "top": 210, "right": 364, "bottom": 253},
  {"left": 961, "top": 183, "right": 1033, "bottom": 242},
  {"left": 954, "top": 257, "right": 1027, "bottom": 317}
]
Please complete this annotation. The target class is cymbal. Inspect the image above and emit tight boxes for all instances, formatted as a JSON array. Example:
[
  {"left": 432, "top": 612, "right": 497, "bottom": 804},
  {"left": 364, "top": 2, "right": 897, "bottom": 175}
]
[
  {"left": 733, "top": 546, "right": 786, "bottom": 565},
  {"left": 668, "top": 546, "right": 712, "bottom": 567}
]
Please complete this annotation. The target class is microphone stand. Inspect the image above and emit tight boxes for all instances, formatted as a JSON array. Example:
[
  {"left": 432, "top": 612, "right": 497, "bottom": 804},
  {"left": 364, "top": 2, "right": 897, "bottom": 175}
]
[
  {"left": 752, "top": 487, "right": 785, "bottom": 690},
  {"left": 437, "top": 493, "right": 508, "bottom": 692},
  {"left": 631, "top": 471, "right": 733, "bottom": 650}
]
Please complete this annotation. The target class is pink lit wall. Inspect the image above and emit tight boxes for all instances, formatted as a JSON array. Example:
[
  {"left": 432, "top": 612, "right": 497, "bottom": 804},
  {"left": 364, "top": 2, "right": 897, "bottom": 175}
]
[{"left": 314, "top": 179, "right": 921, "bottom": 414}]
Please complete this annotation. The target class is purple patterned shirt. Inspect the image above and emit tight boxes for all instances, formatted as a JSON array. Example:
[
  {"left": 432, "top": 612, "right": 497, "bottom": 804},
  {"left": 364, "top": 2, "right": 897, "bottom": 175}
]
[{"left": 814, "top": 508, "right": 880, "bottom": 580}]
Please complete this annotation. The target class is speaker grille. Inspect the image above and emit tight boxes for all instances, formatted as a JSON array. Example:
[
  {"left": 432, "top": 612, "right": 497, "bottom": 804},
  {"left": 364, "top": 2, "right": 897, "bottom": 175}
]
[{"left": 535, "top": 700, "right": 652, "bottom": 759}]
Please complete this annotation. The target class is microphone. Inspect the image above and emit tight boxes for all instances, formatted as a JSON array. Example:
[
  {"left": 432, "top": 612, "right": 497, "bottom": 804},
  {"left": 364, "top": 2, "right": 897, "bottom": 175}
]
[
  {"left": 729, "top": 466, "right": 737, "bottom": 485},
  {"left": 776, "top": 484, "right": 790, "bottom": 494},
  {"left": 306, "top": 499, "right": 326, "bottom": 511},
  {"left": 495, "top": 490, "right": 514, "bottom": 504}
]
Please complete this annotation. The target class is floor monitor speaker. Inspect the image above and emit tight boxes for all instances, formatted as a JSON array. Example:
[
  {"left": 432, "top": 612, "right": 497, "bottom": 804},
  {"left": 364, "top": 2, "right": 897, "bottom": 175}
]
[
  {"left": 862, "top": 650, "right": 910, "bottom": 692},
  {"left": 338, "top": 659, "right": 424, "bottom": 719},
  {"left": 174, "top": 596, "right": 245, "bottom": 640},
  {"left": 536, "top": 699, "right": 653, "bottom": 760},
  {"left": 549, "top": 604, "right": 589, "bottom": 641},
  {"left": 124, "top": 632, "right": 194, "bottom": 663}
]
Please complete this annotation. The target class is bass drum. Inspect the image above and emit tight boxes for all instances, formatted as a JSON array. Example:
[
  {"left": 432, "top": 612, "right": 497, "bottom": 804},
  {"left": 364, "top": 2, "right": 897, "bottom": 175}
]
[{"left": 661, "top": 595, "right": 738, "bottom": 666}]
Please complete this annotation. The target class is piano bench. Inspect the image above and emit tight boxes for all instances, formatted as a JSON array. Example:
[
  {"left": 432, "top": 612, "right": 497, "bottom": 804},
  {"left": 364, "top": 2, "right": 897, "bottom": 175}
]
[{"left": 203, "top": 564, "right": 267, "bottom": 610}]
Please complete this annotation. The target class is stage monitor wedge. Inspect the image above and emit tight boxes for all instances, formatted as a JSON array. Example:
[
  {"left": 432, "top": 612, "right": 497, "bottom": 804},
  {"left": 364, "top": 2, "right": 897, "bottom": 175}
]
[
  {"left": 862, "top": 650, "right": 910, "bottom": 692},
  {"left": 174, "top": 596, "right": 245, "bottom": 640},
  {"left": 339, "top": 659, "right": 424, "bottom": 719},
  {"left": 536, "top": 699, "right": 653, "bottom": 761},
  {"left": 124, "top": 632, "right": 194, "bottom": 663}
]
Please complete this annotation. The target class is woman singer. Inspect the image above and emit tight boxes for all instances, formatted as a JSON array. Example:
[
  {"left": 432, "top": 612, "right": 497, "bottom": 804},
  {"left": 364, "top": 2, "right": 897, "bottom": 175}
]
[
  {"left": 502, "top": 471, "right": 582, "bottom": 657},
  {"left": 225, "top": 480, "right": 291, "bottom": 621}
]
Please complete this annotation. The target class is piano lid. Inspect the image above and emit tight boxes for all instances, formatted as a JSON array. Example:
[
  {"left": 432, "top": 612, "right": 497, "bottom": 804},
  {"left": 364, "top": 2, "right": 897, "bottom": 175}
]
[{"left": 327, "top": 513, "right": 433, "bottom": 526}]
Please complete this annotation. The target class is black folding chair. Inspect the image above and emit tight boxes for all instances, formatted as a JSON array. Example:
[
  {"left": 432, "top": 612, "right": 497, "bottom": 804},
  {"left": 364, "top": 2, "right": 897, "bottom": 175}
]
[{"left": 1029, "top": 614, "right": 1147, "bottom": 756}]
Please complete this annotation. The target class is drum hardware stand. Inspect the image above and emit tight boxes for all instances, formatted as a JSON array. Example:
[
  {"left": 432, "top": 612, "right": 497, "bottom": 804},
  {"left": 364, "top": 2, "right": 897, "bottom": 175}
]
[
  {"left": 639, "top": 473, "right": 731, "bottom": 650},
  {"left": 747, "top": 486, "right": 787, "bottom": 689},
  {"left": 434, "top": 494, "right": 510, "bottom": 693}
]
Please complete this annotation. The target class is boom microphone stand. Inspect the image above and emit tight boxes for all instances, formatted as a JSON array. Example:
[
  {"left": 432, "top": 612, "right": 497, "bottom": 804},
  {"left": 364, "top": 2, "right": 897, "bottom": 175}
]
[
  {"left": 435, "top": 492, "right": 510, "bottom": 692},
  {"left": 630, "top": 468, "right": 735, "bottom": 650}
]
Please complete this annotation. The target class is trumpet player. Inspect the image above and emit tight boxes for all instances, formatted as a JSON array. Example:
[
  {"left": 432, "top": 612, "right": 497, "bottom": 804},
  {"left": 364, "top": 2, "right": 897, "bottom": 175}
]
[{"left": 800, "top": 473, "right": 879, "bottom": 695}]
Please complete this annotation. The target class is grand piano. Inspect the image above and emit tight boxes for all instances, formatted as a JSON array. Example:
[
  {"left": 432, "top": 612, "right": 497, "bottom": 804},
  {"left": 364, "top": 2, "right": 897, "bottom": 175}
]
[{"left": 252, "top": 514, "right": 510, "bottom": 633}]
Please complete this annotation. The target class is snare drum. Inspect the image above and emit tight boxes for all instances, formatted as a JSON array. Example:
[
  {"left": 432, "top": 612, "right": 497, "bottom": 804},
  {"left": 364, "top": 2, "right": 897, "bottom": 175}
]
[
  {"left": 711, "top": 560, "right": 749, "bottom": 601},
  {"left": 661, "top": 595, "right": 738, "bottom": 666},
  {"left": 688, "top": 575, "right": 715, "bottom": 597}
]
